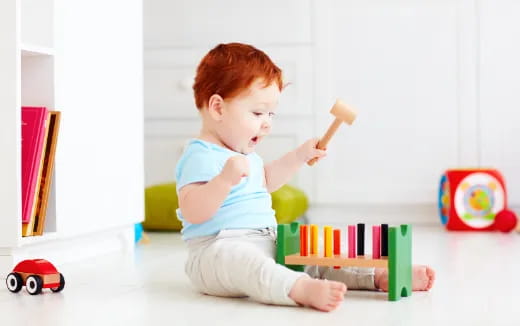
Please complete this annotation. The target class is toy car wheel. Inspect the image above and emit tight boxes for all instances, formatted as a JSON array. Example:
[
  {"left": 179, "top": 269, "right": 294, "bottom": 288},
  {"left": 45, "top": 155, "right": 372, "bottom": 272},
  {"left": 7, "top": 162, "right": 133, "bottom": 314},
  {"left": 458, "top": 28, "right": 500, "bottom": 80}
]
[
  {"left": 25, "top": 275, "right": 43, "bottom": 295},
  {"left": 6, "top": 272, "right": 23, "bottom": 293},
  {"left": 50, "top": 273, "right": 65, "bottom": 292}
]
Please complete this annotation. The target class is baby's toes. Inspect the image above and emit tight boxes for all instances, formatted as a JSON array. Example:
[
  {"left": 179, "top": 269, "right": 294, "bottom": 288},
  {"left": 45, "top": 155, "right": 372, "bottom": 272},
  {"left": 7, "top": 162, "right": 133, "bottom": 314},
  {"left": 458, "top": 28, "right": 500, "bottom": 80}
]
[
  {"left": 426, "top": 267, "right": 436, "bottom": 290},
  {"left": 426, "top": 267, "right": 435, "bottom": 280},
  {"left": 330, "top": 281, "right": 347, "bottom": 292},
  {"left": 327, "top": 299, "right": 343, "bottom": 310},
  {"left": 330, "top": 289, "right": 346, "bottom": 300},
  {"left": 323, "top": 303, "right": 338, "bottom": 312}
]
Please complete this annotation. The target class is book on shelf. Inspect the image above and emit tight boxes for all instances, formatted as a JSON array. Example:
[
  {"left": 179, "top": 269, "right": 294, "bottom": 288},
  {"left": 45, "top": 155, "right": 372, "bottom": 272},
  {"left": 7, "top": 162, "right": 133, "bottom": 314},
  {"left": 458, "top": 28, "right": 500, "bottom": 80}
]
[
  {"left": 32, "top": 111, "right": 61, "bottom": 236},
  {"left": 21, "top": 107, "right": 49, "bottom": 225},
  {"left": 22, "top": 113, "right": 49, "bottom": 236},
  {"left": 22, "top": 107, "right": 61, "bottom": 237}
]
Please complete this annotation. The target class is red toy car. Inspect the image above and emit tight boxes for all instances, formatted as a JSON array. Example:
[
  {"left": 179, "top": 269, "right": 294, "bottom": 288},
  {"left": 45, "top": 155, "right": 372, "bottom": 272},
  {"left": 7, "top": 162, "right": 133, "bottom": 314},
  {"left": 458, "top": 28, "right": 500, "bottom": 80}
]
[{"left": 6, "top": 259, "right": 65, "bottom": 295}]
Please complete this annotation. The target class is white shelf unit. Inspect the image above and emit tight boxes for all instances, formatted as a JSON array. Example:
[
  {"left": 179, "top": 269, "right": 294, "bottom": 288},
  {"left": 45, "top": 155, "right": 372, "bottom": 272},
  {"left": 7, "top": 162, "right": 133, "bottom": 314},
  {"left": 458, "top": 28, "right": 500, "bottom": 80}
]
[
  {"left": 20, "top": 40, "right": 57, "bottom": 239},
  {"left": 16, "top": 0, "right": 56, "bottom": 242},
  {"left": 21, "top": 44, "right": 55, "bottom": 57},
  {"left": 0, "top": 0, "right": 144, "bottom": 275}
]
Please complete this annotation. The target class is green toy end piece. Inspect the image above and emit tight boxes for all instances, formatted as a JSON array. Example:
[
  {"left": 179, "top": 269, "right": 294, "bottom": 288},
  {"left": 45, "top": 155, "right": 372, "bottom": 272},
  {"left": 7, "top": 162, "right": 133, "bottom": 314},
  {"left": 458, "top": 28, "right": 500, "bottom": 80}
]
[
  {"left": 388, "top": 224, "right": 412, "bottom": 301},
  {"left": 276, "top": 222, "right": 304, "bottom": 272}
]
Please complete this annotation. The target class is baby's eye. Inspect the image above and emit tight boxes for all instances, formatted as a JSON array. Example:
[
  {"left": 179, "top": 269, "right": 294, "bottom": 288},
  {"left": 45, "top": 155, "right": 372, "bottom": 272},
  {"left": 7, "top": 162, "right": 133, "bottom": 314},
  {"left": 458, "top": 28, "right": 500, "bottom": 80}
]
[
  {"left": 268, "top": 112, "right": 275, "bottom": 117},
  {"left": 253, "top": 112, "right": 263, "bottom": 117}
]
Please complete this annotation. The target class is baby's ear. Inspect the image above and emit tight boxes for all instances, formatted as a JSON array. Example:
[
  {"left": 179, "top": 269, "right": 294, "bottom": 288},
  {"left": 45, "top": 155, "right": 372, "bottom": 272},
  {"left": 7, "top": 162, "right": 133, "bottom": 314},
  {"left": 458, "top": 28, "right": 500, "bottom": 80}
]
[{"left": 207, "top": 94, "right": 224, "bottom": 121}]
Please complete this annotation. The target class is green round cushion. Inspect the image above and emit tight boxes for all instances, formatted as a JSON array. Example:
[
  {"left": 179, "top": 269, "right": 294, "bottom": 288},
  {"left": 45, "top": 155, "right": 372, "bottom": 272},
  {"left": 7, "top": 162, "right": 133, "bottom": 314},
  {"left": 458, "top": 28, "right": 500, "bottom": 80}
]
[{"left": 143, "top": 182, "right": 308, "bottom": 231}]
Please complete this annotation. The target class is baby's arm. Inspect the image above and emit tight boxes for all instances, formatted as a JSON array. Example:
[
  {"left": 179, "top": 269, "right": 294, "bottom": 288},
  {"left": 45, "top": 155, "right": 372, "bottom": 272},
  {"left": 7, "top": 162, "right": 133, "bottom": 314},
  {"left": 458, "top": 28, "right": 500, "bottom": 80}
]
[
  {"left": 178, "top": 155, "right": 249, "bottom": 224},
  {"left": 264, "top": 139, "right": 326, "bottom": 193}
]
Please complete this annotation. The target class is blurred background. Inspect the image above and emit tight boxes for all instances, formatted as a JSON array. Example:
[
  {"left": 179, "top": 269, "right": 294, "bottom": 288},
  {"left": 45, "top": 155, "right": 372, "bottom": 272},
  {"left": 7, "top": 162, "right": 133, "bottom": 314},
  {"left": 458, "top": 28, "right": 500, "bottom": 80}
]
[{"left": 143, "top": 0, "right": 520, "bottom": 225}]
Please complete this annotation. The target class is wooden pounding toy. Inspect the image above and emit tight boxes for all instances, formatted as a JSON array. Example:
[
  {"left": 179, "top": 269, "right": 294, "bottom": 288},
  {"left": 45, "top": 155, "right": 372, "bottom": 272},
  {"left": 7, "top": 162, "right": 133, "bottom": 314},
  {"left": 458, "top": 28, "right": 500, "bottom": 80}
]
[
  {"left": 276, "top": 222, "right": 412, "bottom": 301},
  {"left": 307, "top": 99, "right": 358, "bottom": 166}
]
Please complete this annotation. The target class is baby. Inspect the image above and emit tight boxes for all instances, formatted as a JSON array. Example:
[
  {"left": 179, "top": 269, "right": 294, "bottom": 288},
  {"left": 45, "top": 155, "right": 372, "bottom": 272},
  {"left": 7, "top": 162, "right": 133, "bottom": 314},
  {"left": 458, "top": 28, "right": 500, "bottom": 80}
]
[{"left": 176, "top": 43, "right": 435, "bottom": 312}]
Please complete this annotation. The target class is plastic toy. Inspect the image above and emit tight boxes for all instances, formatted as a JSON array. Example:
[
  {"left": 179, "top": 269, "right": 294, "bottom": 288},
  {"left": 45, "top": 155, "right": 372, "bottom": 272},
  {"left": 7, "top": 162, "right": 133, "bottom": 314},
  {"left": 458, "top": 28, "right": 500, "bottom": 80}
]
[
  {"left": 493, "top": 209, "right": 518, "bottom": 232},
  {"left": 276, "top": 222, "right": 412, "bottom": 301},
  {"left": 134, "top": 223, "right": 150, "bottom": 244},
  {"left": 6, "top": 259, "right": 65, "bottom": 295},
  {"left": 307, "top": 99, "right": 358, "bottom": 165},
  {"left": 438, "top": 168, "right": 518, "bottom": 231}
]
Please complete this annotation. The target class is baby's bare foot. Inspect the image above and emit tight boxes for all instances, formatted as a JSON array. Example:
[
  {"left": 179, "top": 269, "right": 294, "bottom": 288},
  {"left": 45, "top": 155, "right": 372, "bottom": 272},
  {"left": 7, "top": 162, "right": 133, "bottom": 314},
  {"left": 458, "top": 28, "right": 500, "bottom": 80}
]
[
  {"left": 289, "top": 276, "right": 347, "bottom": 312},
  {"left": 412, "top": 265, "right": 435, "bottom": 291},
  {"left": 375, "top": 265, "right": 435, "bottom": 292}
]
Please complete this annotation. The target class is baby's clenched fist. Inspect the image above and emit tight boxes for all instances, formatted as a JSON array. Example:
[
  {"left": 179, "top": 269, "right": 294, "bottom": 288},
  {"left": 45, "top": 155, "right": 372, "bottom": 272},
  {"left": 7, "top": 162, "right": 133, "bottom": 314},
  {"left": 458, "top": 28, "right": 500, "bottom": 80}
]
[
  {"left": 296, "top": 138, "right": 327, "bottom": 163},
  {"left": 220, "top": 155, "right": 249, "bottom": 186}
]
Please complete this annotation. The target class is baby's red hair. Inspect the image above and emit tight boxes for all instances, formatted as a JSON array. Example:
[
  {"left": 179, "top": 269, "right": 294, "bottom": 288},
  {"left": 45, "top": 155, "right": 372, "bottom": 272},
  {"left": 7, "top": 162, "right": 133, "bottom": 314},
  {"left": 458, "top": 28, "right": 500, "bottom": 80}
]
[{"left": 193, "top": 43, "right": 283, "bottom": 110}]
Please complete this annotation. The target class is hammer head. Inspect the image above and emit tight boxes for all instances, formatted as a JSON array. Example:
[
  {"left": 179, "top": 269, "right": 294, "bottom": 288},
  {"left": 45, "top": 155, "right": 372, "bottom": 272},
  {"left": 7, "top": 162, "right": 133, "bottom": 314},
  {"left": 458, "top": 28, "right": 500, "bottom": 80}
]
[{"left": 330, "top": 99, "right": 358, "bottom": 125}]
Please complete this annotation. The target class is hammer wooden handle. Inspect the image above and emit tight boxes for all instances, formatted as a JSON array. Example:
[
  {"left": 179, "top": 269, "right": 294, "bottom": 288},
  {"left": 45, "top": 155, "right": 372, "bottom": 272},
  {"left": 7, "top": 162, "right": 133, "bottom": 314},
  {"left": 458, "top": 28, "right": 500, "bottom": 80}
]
[{"left": 307, "top": 118, "right": 343, "bottom": 166}]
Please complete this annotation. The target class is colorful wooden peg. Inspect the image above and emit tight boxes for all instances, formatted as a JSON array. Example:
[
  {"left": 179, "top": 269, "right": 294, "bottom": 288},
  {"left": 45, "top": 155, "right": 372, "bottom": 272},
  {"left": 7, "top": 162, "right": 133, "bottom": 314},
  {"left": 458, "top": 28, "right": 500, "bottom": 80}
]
[
  {"left": 300, "top": 225, "right": 308, "bottom": 256},
  {"left": 310, "top": 224, "right": 318, "bottom": 255},
  {"left": 357, "top": 223, "right": 365, "bottom": 256},
  {"left": 324, "top": 226, "right": 332, "bottom": 257},
  {"left": 334, "top": 228, "right": 341, "bottom": 269},
  {"left": 348, "top": 225, "right": 356, "bottom": 258},
  {"left": 372, "top": 225, "right": 381, "bottom": 259},
  {"left": 381, "top": 224, "right": 389, "bottom": 257}
]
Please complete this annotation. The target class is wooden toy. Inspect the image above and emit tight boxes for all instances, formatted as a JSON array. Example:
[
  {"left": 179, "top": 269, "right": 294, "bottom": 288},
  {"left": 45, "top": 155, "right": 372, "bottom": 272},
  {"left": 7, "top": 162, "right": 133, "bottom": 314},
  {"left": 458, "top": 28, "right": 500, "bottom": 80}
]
[
  {"left": 357, "top": 223, "right": 365, "bottom": 255},
  {"left": 372, "top": 225, "right": 381, "bottom": 259},
  {"left": 300, "top": 225, "right": 309, "bottom": 256},
  {"left": 6, "top": 259, "right": 65, "bottom": 295},
  {"left": 438, "top": 168, "right": 517, "bottom": 231},
  {"left": 347, "top": 225, "right": 356, "bottom": 258},
  {"left": 333, "top": 229, "right": 341, "bottom": 269},
  {"left": 307, "top": 99, "right": 358, "bottom": 166},
  {"left": 381, "top": 224, "right": 388, "bottom": 256},
  {"left": 276, "top": 222, "right": 412, "bottom": 301},
  {"left": 310, "top": 224, "right": 318, "bottom": 255}
]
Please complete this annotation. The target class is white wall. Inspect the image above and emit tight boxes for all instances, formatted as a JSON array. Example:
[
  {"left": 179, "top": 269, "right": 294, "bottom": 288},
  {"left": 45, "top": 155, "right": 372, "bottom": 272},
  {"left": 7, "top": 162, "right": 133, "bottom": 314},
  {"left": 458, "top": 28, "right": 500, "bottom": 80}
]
[
  {"left": 479, "top": 0, "right": 520, "bottom": 208},
  {"left": 316, "top": 0, "right": 460, "bottom": 205},
  {"left": 143, "top": 0, "right": 520, "bottom": 209}
]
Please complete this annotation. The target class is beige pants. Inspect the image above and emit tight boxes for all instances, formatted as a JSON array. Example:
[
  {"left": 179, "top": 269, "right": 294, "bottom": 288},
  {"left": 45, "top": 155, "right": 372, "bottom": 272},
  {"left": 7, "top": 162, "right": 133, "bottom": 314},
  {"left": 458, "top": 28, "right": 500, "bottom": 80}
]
[{"left": 185, "top": 228, "right": 376, "bottom": 306}]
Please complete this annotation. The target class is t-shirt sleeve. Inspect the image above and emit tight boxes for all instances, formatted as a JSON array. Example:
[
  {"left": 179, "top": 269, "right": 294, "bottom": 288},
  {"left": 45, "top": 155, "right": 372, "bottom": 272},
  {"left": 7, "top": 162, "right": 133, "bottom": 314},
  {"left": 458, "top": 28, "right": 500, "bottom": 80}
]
[{"left": 175, "top": 146, "right": 219, "bottom": 191}]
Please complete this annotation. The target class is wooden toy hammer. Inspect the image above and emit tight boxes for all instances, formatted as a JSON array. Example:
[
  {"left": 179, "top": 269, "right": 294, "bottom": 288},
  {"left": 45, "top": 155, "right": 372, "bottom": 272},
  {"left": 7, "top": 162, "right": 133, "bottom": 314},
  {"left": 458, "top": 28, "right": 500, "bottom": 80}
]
[{"left": 307, "top": 99, "right": 358, "bottom": 166}]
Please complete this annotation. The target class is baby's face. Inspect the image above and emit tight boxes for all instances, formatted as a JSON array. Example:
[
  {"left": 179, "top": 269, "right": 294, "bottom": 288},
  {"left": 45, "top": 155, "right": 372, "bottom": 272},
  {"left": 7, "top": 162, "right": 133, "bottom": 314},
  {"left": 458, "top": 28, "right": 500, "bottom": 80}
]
[{"left": 218, "top": 79, "right": 280, "bottom": 154}]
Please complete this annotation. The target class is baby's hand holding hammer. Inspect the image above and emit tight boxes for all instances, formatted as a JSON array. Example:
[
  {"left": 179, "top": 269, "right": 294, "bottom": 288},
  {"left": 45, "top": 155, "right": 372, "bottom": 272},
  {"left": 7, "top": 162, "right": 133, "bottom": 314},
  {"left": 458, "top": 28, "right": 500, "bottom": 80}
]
[{"left": 296, "top": 139, "right": 327, "bottom": 163}]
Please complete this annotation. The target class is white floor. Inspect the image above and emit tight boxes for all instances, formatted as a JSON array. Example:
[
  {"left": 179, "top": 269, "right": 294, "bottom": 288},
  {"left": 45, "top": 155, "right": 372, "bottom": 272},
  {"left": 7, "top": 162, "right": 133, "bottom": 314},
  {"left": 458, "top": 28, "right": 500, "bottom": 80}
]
[{"left": 1, "top": 220, "right": 520, "bottom": 325}]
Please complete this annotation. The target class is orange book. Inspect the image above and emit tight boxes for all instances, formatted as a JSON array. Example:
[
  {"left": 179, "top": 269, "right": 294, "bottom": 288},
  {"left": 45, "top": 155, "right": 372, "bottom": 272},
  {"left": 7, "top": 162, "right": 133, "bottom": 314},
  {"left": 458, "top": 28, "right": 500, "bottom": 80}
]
[
  {"left": 32, "top": 111, "right": 61, "bottom": 236},
  {"left": 21, "top": 107, "right": 49, "bottom": 224}
]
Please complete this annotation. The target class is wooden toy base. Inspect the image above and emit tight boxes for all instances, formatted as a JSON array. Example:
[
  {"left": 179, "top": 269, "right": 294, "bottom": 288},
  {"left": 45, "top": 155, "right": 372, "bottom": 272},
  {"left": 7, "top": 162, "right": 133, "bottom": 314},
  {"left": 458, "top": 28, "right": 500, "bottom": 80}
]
[{"left": 285, "top": 254, "right": 388, "bottom": 268}]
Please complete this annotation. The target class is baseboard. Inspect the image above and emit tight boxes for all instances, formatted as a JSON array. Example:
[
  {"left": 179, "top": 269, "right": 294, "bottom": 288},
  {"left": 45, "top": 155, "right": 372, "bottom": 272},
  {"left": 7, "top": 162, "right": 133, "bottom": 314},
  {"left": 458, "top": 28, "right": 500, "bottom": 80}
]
[{"left": 0, "top": 225, "right": 134, "bottom": 278}]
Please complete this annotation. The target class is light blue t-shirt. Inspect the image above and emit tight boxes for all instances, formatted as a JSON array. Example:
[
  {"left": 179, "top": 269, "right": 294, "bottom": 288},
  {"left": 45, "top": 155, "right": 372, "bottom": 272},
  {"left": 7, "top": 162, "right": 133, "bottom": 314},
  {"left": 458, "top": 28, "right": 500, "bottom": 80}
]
[{"left": 175, "top": 139, "right": 277, "bottom": 240}]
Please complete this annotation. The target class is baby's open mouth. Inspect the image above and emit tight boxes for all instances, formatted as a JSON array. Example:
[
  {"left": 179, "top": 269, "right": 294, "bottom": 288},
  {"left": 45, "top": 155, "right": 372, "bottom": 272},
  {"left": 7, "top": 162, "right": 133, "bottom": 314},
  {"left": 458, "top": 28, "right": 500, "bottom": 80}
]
[{"left": 250, "top": 136, "right": 260, "bottom": 146}]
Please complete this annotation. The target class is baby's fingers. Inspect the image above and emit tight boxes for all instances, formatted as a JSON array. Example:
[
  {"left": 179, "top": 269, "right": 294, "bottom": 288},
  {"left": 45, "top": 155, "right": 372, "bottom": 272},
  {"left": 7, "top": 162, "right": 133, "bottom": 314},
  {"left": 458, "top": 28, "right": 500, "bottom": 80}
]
[
  {"left": 310, "top": 150, "right": 327, "bottom": 163},
  {"left": 315, "top": 149, "right": 327, "bottom": 158}
]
